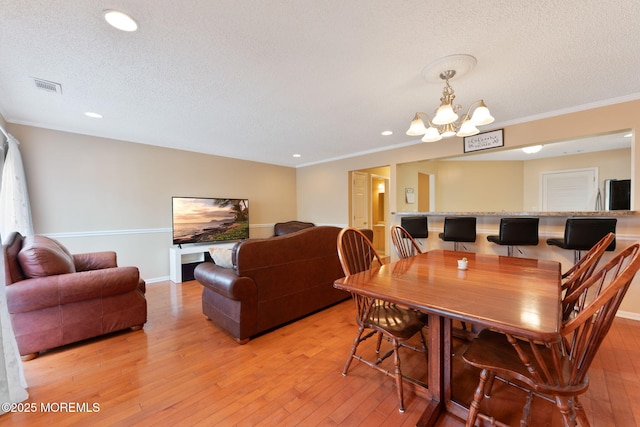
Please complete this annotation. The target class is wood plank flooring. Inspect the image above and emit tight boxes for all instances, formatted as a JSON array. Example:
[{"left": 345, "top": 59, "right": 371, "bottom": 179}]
[{"left": 4, "top": 279, "right": 640, "bottom": 426}]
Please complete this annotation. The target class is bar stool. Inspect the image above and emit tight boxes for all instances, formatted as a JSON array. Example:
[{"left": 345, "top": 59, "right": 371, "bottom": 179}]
[
  {"left": 487, "top": 217, "right": 539, "bottom": 256},
  {"left": 546, "top": 217, "right": 617, "bottom": 263},
  {"left": 400, "top": 216, "right": 428, "bottom": 239},
  {"left": 438, "top": 216, "right": 476, "bottom": 251}
]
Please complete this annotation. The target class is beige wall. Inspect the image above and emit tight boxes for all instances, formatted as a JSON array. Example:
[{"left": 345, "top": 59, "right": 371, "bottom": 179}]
[
  {"left": 436, "top": 160, "right": 524, "bottom": 212},
  {"left": 6, "top": 124, "right": 297, "bottom": 281},
  {"left": 297, "top": 99, "right": 640, "bottom": 318}
]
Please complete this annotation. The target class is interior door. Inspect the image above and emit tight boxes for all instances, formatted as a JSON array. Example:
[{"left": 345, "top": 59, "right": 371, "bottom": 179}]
[
  {"left": 541, "top": 168, "right": 598, "bottom": 211},
  {"left": 351, "top": 171, "right": 369, "bottom": 228}
]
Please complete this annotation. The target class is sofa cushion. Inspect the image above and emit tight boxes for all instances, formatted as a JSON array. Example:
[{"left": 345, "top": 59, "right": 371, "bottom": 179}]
[
  {"left": 273, "top": 221, "right": 315, "bottom": 236},
  {"left": 17, "top": 236, "right": 76, "bottom": 278},
  {"left": 210, "top": 247, "right": 234, "bottom": 269}
]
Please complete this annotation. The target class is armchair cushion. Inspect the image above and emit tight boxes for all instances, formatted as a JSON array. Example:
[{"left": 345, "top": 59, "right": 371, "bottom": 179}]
[
  {"left": 73, "top": 251, "right": 117, "bottom": 271},
  {"left": 17, "top": 235, "right": 76, "bottom": 278},
  {"left": 6, "top": 266, "right": 142, "bottom": 313}
]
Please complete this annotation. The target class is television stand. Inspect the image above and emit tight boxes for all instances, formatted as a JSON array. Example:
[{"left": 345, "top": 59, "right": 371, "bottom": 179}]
[{"left": 169, "top": 243, "right": 234, "bottom": 283}]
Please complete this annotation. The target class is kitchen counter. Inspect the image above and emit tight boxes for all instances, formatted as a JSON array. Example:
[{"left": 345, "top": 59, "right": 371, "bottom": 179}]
[{"left": 393, "top": 211, "right": 637, "bottom": 217}]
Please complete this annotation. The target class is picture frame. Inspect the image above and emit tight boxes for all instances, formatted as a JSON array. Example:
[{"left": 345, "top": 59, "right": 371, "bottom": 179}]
[{"left": 463, "top": 129, "right": 504, "bottom": 153}]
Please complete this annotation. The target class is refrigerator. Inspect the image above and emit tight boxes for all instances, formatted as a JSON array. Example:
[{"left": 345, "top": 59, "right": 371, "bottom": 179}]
[{"left": 604, "top": 179, "right": 631, "bottom": 210}]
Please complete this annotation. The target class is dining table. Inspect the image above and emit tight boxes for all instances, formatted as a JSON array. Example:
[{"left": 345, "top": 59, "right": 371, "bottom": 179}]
[{"left": 333, "top": 249, "right": 562, "bottom": 426}]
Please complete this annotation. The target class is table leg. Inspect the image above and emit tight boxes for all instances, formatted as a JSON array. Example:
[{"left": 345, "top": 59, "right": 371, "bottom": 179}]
[{"left": 416, "top": 313, "right": 445, "bottom": 427}]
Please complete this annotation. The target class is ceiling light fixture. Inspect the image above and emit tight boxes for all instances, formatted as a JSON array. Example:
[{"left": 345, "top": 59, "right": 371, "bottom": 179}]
[
  {"left": 84, "top": 112, "right": 103, "bottom": 118},
  {"left": 522, "top": 145, "right": 542, "bottom": 154},
  {"left": 407, "top": 55, "right": 494, "bottom": 142},
  {"left": 381, "top": 130, "right": 393, "bottom": 136},
  {"left": 104, "top": 10, "right": 138, "bottom": 32}
]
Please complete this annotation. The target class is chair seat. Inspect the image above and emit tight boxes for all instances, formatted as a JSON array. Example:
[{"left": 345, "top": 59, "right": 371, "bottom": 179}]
[
  {"left": 486, "top": 235, "right": 501, "bottom": 244},
  {"left": 547, "top": 236, "right": 615, "bottom": 251},
  {"left": 546, "top": 237, "right": 566, "bottom": 248},
  {"left": 438, "top": 232, "right": 476, "bottom": 242},
  {"left": 366, "top": 303, "right": 426, "bottom": 339},
  {"left": 462, "top": 329, "right": 588, "bottom": 396}
]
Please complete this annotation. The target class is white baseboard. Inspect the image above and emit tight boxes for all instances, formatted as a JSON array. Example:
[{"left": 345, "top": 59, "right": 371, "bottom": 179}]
[{"left": 617, "top": 310, "right": 640, "bottom": 321}]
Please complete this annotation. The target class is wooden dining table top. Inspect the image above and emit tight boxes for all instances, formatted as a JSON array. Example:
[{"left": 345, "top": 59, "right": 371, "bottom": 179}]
[{"left": 334, "top": 249, "right": 562, "bottom": 341}]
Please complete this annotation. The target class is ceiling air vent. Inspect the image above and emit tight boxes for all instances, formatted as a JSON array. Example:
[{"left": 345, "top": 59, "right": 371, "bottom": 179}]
[{"left": 32, "top": 78, "right": 62, "bottom": 95}]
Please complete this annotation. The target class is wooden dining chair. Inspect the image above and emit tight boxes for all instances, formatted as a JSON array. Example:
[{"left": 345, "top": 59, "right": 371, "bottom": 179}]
[
  {"left": 390, "top": 225, "right": 423, "bottom": 259},
  {"left": 337, "top": 227, "right": 428, "bottom": 413},
  {"left": 560, "top": 232, "right": 615, "bottom": 321},
  {"left": 462, "top": 242, "right": 640, "bottom": 427}
]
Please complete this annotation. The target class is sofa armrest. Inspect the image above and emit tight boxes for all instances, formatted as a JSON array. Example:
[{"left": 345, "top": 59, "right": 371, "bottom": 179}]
[
  {"left": 6, "top": 266, "right": 141, "bottom": 314},
  {"left": 73, "top": 251, "right": 118, "bottom": 271},
  {"left": 194, "top": 262, "right": 257, "bottom": 301}
]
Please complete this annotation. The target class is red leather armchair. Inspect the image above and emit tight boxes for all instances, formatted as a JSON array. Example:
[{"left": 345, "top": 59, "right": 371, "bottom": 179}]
[{"left": 3, "top": 232, "right": 147, "bottom": 359}]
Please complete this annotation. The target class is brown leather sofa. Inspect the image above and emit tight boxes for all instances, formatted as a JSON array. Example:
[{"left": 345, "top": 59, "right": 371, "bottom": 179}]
[
  {"left": 273, "top": 220, "right": 315, "bottom": 236},
  {"left": 3, "top": 232, "right": 147, "bottom": 359},
  {"left": 194, "top": 225, "right": 359, "bottom": 343}
]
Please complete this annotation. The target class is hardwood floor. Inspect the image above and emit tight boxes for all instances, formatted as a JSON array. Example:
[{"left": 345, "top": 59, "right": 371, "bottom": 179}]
[{"left": 4, "top": 279, "right": 640, "bottom": 426}]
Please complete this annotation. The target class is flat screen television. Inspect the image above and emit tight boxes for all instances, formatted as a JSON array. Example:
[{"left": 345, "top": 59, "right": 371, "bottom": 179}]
[{"left": 172, "top": 197, "right": 249, "bottom": 245}]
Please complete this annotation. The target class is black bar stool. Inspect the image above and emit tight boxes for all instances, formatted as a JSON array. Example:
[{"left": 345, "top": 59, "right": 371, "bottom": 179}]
[
  {"left": 400, "top": 216, "right": 428, "bottom": 239},
  {"left": 487, "top": 217, "right": 539, "bottom": 256},
  {"left": 546, "top": 217, "right": 617, "bottom": 263},
  {"left": 438, "top": 216, "right": 476, "bottom": 251}
]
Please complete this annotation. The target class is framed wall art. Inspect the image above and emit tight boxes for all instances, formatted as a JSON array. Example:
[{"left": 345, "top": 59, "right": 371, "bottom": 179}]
[{"left": 463, "top": 129, "right": 504, "bottom": 153}]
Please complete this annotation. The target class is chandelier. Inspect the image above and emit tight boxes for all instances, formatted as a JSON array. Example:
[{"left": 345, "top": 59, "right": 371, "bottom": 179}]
[{"left": 406, "top": 55, "right": 494, "bottom": 142}]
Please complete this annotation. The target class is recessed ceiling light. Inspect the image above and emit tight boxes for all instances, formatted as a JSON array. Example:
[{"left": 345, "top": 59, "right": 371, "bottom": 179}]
[
  {"left": 381, "top": 130, "right": 393, "bottom": 136},
  {"left": 293, "top": 154, "right": 301, "bottom": 158},
  {"left": 84, "top": 112, "right": 103, "bottom": 118},
  {"left": 522, "top": 145, "right": 542, "bottom": 154},
  {"left": 104, "top": 10, "right": 138, "bottom": 32}
]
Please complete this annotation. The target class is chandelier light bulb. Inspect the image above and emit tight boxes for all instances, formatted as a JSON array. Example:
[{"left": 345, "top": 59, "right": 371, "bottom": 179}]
[
  {"left": 421, "top": 127, "right": 442, "bottom": 142},
  {"left": 470, "top": 101, "right": 494, "bottom": 125},
  {"left": 456, "top": 116, "right": 479, "bottom": 137},
  {"left": 432, "top": 103, "right": 458, "bottom": 125},
  {"left": 406, "top": 115, "right": 428, "bottom": 136}
]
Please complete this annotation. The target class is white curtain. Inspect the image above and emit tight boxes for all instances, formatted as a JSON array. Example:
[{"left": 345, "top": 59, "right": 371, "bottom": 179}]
[
  {"left": 0, "top": 128, "right": 30, "bottom": 413},
  {"left": 0, "top": 131, "right": 34, "bottom": 241},
  {"left": 0, "top": 247, "right": 29, "bottom": 413}
]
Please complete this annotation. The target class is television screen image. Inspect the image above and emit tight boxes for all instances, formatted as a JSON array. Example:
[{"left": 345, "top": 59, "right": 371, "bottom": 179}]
[{"left": 172, "top": 197, "right": 249, "bottom": 245}]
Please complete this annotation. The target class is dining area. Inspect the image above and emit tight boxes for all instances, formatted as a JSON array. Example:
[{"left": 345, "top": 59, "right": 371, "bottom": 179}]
[{"left": 334, "top": 223, "right": 640, "bottom": 426}]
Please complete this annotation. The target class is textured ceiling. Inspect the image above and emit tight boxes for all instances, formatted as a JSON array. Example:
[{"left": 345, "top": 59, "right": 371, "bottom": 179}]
[{"left": 1, "top": 1, "right": 640, "bottom": 167}]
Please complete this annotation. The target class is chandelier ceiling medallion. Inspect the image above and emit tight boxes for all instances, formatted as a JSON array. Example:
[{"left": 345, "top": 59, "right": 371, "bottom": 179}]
[{"left": 407, "top": 54, "right": 494, "bottom": 142}]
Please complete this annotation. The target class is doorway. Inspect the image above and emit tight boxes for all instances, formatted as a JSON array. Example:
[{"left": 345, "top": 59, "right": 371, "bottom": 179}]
[{"left": 349, "top": 166, "right": 390, "bottom": 255}]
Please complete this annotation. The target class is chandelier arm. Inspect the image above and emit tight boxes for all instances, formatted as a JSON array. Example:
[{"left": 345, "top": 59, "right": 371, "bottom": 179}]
[
  {"left": 415, "top": 112, "right": 436, "bottom": 127},
  {"left": 462, "top": 100, "right": 484, "bottom": 117}
]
